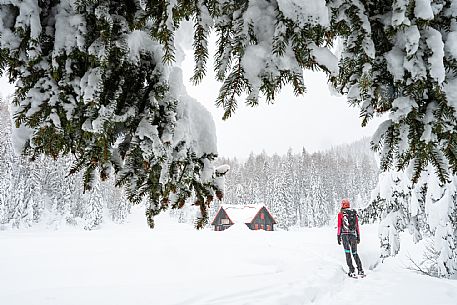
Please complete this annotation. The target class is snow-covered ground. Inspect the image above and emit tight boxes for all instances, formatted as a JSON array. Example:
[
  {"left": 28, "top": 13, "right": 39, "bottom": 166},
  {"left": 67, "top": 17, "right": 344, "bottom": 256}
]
[{"left": 1, "top": 208, "right": 456, "bottom": 305}]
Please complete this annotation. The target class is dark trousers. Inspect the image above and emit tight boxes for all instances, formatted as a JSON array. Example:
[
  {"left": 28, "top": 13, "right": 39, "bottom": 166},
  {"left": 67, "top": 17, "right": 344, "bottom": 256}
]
[{"left": 342, "top": 234, "right": 363, "bottom": 273}]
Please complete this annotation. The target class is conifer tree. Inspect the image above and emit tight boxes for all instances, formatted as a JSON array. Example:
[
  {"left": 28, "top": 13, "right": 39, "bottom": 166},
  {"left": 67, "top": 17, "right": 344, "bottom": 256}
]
[
  {"left": 0, "top": 0, "right": 223, "bottom": 228},
  {"left": 372, "top": 171, "right": 410, "bottom": 258},
  {"left": 84, "top": 183, "right": 103, "bottom": 230},
  {"left": 421, "top": 170, "right": 457, "bottom": 276},
  {"left": 329, "top": 0, "right": 457, "bottom": 183}
]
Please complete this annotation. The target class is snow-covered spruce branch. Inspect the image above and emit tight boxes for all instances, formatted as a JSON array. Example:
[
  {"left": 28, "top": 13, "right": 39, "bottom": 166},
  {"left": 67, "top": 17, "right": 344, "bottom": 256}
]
[
  {"left": 364, "top": 168, "right": 457, "bottom": 277},
  {"left": 0, "top": 0, "right": 225, "bottom": 229}
]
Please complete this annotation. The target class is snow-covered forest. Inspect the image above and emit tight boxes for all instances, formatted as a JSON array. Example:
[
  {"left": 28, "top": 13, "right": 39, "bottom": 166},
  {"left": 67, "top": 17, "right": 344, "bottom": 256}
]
[
  {"left": 0, "top": 99, "right": 131, "bottom": 230},
  {"left": 214, "top": 142, "right": 378, "bottom": 229}
]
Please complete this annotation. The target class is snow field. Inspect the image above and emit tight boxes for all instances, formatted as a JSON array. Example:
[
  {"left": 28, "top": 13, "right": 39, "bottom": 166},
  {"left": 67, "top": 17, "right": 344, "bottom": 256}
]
[{"left": 0, "top": 208, "right": 456, "bottom": 305}]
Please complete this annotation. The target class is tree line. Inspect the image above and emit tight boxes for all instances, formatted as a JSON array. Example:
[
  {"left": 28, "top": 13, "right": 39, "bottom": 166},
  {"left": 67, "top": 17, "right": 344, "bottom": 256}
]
[
  {"left": 201, "top": 140, "right": 378, "bottom": 230},
  {"left": 0, "top": 100, "right": 131, "bottom": 230}
]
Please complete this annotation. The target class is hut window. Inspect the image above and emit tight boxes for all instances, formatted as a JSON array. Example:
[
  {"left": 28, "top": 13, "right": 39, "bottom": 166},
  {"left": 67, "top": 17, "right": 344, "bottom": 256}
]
[
  {"left": 255, "top": 224, "right": 259, "bottom": 230},
  {"left": 221, "top": 218, "right": 230, "bottom": 225},
  {"left": 266, "top": 225, "right": 271, "bottom": 231},
  {"left": 260, "top": 213, "right": 265, "bottom": 220}
]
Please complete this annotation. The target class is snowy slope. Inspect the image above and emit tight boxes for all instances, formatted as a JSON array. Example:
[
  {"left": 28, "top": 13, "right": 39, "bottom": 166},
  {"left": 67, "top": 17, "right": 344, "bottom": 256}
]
[{"left": 0, "top": 207, "right": 456, "bottom": 305}]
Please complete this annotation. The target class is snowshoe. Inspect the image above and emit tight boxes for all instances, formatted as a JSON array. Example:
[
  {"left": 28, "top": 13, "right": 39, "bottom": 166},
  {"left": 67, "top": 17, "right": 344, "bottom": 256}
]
[{"left": 348, "top": 272, "right": 357, "bottom": 279}]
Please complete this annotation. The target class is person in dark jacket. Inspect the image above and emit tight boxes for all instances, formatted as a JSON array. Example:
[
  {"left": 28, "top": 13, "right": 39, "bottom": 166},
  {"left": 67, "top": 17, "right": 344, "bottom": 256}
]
[{"left": 337, "top": 198, "right": 364, "bottom": 277}]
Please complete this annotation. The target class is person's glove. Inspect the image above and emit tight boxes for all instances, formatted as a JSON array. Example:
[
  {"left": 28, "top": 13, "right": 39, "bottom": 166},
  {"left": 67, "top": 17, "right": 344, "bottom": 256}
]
[{"left": 337, "top": 235, "right": 341, "bottom": 245}]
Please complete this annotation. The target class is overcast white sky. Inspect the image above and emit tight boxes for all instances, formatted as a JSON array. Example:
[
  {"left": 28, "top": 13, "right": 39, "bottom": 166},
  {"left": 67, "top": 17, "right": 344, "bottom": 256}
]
[
  {"left": 172, "top": 23, "right": 383, "bottom": 159},
  {"left": 181, "top": 56, "right": 382, "bottom": 159},
  {"left": 0, "top": 77, "right": 14, "bottom": 102},
  {"left": 0, "top": 40, "right": 383, "bottom": 160}
]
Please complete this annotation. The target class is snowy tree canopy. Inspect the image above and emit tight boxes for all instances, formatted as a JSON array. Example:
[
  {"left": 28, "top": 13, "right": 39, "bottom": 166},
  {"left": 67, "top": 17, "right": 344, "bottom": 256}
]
[
  {"left": 1, "top": 0, "right": 457, "bottom": 227},
  {"left": 0, "top": 0, "right": 224, "bottom": 228},
  {"left": 201, "top": 0, "right": 457, "bottom": 184}
]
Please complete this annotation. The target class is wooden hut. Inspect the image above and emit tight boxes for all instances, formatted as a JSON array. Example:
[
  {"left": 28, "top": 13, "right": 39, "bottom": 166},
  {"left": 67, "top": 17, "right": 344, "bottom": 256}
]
[{"left": 211, "top": 204, "right": 277, "bottom": 231}]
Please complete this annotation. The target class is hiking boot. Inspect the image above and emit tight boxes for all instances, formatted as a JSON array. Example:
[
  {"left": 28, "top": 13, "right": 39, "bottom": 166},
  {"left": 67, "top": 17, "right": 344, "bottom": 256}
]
[
  {"left": 348, "top": 271, "right": 357, "bottom": 278},
  {"left": 358, "top": 270, "right": 365, "bottom": 277}
]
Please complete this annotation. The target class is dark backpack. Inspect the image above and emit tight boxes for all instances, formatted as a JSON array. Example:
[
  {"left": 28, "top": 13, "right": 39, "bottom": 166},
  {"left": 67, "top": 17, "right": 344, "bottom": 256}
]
[{"left": 342, "top": 209, "right": 357, "bottom": 232}]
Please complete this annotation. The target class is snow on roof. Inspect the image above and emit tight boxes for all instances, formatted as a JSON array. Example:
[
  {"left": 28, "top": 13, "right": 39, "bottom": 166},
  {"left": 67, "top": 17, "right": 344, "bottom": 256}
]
[{"left": 221, "top": 204, "right": 265, "bottom": 223}]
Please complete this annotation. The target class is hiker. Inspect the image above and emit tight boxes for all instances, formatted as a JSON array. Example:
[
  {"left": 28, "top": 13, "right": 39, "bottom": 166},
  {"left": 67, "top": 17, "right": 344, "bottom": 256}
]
[{"left": 337, "top": 198, "right": 365, "bottom": 278}]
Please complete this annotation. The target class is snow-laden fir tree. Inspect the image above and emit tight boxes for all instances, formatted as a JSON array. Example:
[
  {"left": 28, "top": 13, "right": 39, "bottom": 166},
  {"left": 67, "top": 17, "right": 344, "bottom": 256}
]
[
  {"left": 274, "top": 150, "right": 300, "bottom": 229},
  {"left": 363, "top": 162, "right": 457, "bottom": 277},
  {"left": 312, "top": 175, "right": 329, "bottom": 227},
  {"left": 369, "top": 170, "right": 410, "bottom": 258},
  {"left": 104, "top": 177, "right": 132, "bottom": 224},
  {"left": 420, "top": 169, "right": 457, "bottom": 276},
  {"left": 328, "top": 0, "right": 457, "bottom": 183},
  {"left": 0, "top": 0, "right": 224, "bottom": 228},
  {"left": 83, "top": 179, "right": 104, "bottom": 230}
]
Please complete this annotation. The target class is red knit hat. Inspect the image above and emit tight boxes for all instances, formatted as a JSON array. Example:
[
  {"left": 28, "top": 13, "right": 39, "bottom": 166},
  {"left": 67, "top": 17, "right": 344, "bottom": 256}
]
[{"left": 341, "top": 198, "right": 350, "bottom": 209}]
